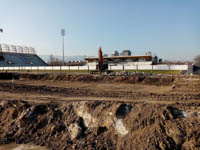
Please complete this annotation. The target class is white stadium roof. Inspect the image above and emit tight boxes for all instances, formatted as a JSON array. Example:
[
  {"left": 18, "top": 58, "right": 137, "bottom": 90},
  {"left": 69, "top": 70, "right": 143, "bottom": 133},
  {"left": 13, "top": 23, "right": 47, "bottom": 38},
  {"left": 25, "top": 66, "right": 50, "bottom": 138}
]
[{"left": 0, "top": 44, "right": 36, "bottom": 54}]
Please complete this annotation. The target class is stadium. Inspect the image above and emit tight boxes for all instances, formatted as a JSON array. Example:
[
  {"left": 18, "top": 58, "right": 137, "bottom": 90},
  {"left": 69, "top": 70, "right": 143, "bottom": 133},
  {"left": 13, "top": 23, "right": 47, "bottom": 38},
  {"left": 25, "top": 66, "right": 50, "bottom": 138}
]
[{"left": 0, "top": 44, "right": 47, "bottom": 66}]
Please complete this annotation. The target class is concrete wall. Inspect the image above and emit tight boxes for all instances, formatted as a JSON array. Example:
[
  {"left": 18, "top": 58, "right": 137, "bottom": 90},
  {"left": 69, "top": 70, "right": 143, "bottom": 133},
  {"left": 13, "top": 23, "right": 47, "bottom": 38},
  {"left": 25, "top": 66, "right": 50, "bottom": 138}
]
[
  {"left": 0, "top": 65, "right": 96, "bottom": 71},
  {"left": 0, "top": 64, "right": 192, "bottom": 72},
  {"left": 108, "top": 64, "right": 192, "bottom": 72},
  {"left": 108, "top": 61, "right": 152, "bottom": 66}
]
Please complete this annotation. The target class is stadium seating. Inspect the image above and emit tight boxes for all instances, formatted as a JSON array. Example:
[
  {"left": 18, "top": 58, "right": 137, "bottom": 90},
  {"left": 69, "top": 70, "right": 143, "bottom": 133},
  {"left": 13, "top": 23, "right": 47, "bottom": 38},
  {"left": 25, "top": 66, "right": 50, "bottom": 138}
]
[{"left": 0, "top": 52, "right": 47, "bottom": 66}]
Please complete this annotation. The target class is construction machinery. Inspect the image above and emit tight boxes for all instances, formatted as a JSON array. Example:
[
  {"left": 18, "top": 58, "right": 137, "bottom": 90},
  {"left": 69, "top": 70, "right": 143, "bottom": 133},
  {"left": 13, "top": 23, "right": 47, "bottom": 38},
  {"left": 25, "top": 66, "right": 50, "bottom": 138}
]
[{"left": 98, "top": 46, "right": 104, "bottom": 71}]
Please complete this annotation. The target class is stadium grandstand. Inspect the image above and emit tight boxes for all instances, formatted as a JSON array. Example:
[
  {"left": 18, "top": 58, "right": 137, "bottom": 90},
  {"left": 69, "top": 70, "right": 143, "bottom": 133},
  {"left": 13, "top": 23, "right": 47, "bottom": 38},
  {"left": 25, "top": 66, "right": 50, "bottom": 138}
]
[{"left": 0, "top": 44, "right": 47, "bottom": 66}]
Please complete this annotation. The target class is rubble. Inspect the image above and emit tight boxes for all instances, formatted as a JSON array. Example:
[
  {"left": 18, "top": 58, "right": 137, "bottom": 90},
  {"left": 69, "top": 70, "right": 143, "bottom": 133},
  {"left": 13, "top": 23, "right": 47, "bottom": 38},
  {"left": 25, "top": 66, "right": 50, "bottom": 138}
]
[{"left": 68, "top": 123, "right": 82, "bottom": 140}]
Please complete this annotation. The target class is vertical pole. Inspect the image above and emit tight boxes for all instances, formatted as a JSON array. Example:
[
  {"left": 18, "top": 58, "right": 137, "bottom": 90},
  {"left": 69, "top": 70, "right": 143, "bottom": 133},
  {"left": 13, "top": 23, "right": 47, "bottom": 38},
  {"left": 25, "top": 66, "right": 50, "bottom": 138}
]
[
  {"left": 63, "top": 36, "right": 65, "bottom": 66},
  {"left": 61, "top": 29, "right": 65, "bottom": 66}
]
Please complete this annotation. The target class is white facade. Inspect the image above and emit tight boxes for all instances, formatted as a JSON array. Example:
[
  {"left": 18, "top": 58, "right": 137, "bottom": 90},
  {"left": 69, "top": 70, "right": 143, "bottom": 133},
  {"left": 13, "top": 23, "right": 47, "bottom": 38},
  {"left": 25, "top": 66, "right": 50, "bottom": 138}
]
[{"left": 108, "top": 61, "right": 152, "bottom": 66}]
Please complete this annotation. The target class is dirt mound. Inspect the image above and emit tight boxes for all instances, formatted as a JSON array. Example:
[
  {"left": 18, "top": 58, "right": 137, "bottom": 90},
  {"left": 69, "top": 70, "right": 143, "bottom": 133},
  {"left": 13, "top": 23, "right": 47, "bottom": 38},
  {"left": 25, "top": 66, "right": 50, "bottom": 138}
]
[
  {"left": 0, "top": 73, "right": 19, "bottom": 80},
  {"left": 0, "top": 100, "right": 200, "bottom": 150},
  {"left": 0, "top": 72, "right": 175, "bottom": 86}
]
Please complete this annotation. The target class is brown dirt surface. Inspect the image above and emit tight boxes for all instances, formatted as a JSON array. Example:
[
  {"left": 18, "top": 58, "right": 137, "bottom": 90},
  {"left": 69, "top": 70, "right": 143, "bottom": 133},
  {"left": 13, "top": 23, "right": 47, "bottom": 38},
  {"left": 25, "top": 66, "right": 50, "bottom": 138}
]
[
  {"left": 0, "top": 72, "right": 199, "bottom": 150},
  {"left": 0, "top": 100, "right": 200, "bottom": 150},
  {"left": 0, "top": 72, "right": 176, "bottom": 86}
]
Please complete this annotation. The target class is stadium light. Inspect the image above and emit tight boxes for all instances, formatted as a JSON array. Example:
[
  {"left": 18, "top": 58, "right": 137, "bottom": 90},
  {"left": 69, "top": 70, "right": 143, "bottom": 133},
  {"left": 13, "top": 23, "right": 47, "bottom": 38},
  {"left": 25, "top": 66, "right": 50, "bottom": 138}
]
[{"left": 61, "top": 29, "right": 65, "bottom": 66}]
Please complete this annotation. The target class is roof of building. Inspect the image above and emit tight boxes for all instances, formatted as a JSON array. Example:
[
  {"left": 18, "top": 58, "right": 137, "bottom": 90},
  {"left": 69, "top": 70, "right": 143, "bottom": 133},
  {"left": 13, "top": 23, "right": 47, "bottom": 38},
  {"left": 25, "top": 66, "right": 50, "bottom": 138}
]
[
  {"left": 85, "top": 55, "right": 152, "bottom": 61},
  {"left": 0, "top": 44, "right": 36, "bottom": 54},
  {"left": 193, "top": 61, "right": 200, "bottom": 67}
]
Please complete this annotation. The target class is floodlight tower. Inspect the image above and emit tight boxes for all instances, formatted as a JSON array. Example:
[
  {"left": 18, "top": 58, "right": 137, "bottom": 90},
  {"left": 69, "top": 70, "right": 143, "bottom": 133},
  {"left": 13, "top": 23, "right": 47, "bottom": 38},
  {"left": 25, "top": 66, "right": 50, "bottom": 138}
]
[
  {"left": 61, "top": 29, "right": 65, "bottom": 66},
  {"left": 0, "top": 28, "right": 3, "bottom": 41},
  {"left": 0, "top": 28, "right": 3, "bottom": 51}
]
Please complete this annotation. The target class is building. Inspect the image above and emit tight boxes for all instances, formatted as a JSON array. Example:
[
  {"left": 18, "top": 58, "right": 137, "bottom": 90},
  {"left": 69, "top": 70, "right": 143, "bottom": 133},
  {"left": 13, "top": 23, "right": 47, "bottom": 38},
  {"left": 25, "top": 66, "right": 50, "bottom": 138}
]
[
  {"left": 0, "top": 44, "right": 47, "bottom": 66},
  {"left": 111, "top": 51, "right": 119, "bottom": 56},
  {"left": 85, "top": 52, "right": 154, "bottom": 67},
  {"left": 193, "top": 61, "right": 200, "bottom": 74},
  {"left": 120, "top": 50, "right": 131, "bottom": 56}
]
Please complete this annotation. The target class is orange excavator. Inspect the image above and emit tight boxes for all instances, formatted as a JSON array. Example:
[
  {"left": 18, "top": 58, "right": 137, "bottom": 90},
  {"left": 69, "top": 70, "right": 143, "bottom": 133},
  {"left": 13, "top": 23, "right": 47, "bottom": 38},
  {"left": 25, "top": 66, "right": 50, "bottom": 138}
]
[{"left": 98, "top": 46, "right": 104, "bottom": 71}]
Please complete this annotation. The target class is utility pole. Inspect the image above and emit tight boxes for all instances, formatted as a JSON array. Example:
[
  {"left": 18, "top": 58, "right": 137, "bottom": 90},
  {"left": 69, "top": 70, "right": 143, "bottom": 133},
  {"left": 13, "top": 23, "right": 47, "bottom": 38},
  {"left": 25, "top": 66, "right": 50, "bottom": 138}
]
[{"left": 61, "top": 29, "right": 65, "bottom": 66}]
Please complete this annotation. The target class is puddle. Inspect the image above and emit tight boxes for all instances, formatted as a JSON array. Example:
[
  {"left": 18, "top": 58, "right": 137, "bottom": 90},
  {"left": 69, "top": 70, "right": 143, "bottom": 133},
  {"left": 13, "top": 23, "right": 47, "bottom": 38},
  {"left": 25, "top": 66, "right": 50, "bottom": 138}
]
[{"left": 0, "top": 143, "right": 48, "bottom": 150}]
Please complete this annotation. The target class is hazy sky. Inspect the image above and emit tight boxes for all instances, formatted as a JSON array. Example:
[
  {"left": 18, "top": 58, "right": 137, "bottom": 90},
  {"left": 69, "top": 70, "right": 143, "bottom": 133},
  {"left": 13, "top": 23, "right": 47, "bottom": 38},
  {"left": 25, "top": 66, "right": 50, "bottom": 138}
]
[{"left": 0, "top": 0, "right": 199, "bottom": 60}]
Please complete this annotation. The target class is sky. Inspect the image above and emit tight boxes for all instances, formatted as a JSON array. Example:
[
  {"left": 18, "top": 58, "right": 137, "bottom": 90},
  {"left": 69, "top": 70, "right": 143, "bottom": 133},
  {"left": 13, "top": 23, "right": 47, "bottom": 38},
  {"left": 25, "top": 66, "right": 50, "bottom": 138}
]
[{"left": 0, "top": 0, "right": 199, "bottom": 61}]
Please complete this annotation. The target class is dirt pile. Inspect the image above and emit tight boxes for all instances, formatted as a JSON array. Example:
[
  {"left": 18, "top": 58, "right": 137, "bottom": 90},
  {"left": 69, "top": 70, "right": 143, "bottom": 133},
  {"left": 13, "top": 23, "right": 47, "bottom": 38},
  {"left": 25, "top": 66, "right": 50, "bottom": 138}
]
[
  {"left": 0, "top": 100, "right": 200, "bottom": 150},
  {"left": 0, "top": 72, "right": 175, "bottom": 86}
]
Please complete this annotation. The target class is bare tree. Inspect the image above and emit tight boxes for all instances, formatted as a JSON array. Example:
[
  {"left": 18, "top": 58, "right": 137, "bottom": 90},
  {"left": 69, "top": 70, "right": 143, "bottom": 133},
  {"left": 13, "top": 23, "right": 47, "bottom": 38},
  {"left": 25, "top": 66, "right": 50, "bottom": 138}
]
[
  {"left": 194, "top": 55, "right": 200, "bottom": 62},
  {"left": 47, "top": 55, "right": 63, "bottom": 66}
]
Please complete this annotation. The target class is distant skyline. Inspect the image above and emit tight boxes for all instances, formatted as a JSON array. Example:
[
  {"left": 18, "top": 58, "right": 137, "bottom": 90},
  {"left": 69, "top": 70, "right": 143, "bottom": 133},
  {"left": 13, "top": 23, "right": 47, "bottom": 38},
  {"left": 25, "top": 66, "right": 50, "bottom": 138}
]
[{"left": 0, "top": 0, "right": 199, "bottom": 61}]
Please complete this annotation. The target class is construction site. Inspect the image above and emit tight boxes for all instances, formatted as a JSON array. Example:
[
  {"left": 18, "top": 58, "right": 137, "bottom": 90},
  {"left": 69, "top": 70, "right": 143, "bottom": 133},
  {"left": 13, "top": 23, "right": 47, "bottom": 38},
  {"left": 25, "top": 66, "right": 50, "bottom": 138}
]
[
  {"left": 0, "top": 69, "right": 199, "bottom": 150},
  {"left": 0, "top": 0, "right": 199, "bottom": 149},
  {"left": 0, "top": 44, "right": 198, "bottom": 150},
  {"left": 0, "top": 42, "right": 198, "bottom": 150}
]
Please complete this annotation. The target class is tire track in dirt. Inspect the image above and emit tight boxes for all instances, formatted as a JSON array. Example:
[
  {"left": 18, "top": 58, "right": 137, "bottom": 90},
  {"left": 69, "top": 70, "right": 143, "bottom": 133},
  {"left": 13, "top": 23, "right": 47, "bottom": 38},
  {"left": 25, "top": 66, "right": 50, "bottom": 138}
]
[{"left": 0, "top": 82, "right": 199, "bottom": 102}]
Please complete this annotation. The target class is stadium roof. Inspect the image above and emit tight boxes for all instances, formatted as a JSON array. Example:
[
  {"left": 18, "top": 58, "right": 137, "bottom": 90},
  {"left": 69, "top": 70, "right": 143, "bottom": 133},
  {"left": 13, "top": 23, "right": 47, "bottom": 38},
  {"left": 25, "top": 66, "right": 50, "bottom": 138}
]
[{"left": 0, "top": 44, "right": 36, "bottom": 54}]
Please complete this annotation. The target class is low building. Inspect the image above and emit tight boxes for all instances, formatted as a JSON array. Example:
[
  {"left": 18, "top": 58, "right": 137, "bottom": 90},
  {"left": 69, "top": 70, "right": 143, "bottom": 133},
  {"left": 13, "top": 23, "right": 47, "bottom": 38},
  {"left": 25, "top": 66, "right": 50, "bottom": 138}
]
[
  {"left": 85, "top": 55, "right": 154, "bottom": 68},
  {"left": 193, "top": 61, "right": 200, "bottom": 74},
  {"left": 111, "top": 51, "right": 119, "bottom": 57},
  {"left": 120, "top": 50, "right": 131, "bottom": 56}
]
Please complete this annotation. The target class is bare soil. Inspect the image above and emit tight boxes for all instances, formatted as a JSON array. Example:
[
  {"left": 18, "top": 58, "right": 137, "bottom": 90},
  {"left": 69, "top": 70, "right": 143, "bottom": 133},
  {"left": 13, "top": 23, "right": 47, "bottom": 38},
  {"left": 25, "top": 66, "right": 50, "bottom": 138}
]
[{"left": 0, "top": 72, "right": 199, "bottom": 150}]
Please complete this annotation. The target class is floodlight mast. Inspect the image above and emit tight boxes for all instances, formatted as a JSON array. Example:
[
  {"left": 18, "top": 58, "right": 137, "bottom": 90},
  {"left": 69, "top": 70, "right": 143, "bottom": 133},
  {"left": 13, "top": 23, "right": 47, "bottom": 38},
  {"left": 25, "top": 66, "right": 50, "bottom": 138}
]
[
  {"left": 61, "top": 29, "right": 65, "bottom": 66},
  {"left": 0, "top": 28, "right": 3, "bottom": 41},
  {"left": 0, "top": 29, "right": 3, "bottom": 52}
]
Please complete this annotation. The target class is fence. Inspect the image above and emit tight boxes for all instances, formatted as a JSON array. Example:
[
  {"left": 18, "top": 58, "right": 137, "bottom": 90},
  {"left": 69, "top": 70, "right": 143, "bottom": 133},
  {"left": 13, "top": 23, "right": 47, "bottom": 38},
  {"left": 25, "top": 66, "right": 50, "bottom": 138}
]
[
  {"left": 0, "top": 66, "right": 96, "bottom": 71},
  {"left": 0, "top": 64, "right": 193, "bottom": 72},
  {"left": 108, "top": 64, "right": 192, "bottom": 72}
]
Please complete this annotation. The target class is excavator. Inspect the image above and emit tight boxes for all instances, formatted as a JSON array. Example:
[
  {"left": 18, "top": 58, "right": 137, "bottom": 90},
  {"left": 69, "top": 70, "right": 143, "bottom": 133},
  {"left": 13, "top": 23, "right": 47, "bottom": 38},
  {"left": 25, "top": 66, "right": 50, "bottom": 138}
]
[
  {"left": 98, "top": 46, "right": 104, "bottom": 71},
  {"left": 90, "top": 46, "right": 111, "bottom": 74}
]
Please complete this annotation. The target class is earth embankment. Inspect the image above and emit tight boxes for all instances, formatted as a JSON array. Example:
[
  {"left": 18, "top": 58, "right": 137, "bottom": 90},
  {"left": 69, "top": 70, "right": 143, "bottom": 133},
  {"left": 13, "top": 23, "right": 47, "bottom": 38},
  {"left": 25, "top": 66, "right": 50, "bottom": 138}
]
[{"left": 0, "top": 100, "right": 200, "bottom": 150}]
